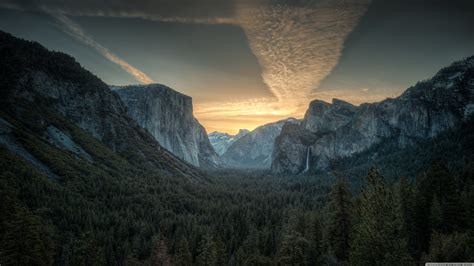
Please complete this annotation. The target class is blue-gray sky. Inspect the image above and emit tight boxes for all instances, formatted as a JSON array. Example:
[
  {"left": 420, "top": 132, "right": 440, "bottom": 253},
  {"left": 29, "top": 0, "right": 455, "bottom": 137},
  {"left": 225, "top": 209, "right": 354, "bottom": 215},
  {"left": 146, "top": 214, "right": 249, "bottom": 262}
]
[{"left": 1, "top": 0, "right": 473, "bottom": 133}]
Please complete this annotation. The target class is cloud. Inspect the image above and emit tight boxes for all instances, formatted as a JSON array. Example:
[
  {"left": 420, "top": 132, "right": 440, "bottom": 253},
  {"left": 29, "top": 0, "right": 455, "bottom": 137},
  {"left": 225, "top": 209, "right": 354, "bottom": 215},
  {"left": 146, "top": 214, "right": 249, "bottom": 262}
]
[
  {"left": 193, "top": 0, "right": 371, "bottom": 132},
  {"left": 47, "top": 12, "right": 154, "bottom": 84},
  {"left": 0, "top": 0, "right": 237, "bottom": 21},
  {"left": 2, "top": 0, "right": 371, "bottom": 131},
  {"left": 236, "top": 1, "right": 370, "bottom": 102}
]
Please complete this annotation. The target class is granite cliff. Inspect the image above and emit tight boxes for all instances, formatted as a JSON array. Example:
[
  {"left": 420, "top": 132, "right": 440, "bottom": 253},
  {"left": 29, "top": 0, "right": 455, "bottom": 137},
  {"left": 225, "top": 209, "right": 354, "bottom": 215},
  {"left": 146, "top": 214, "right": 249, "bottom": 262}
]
[
  {"left": 0, "top": 31, "right": 202, "bottom": 179},
  {"left": 272, "top": 56, "right": 474, "bottom": 174},
  {"left": 113, "top": 84, "right": 221, "bottom": 168},
  {"left": 222, "top": 118, "right": 299, "bottom": 168},
  {"left": 208, "top": 129, "right": 249, "bottom": 156}
]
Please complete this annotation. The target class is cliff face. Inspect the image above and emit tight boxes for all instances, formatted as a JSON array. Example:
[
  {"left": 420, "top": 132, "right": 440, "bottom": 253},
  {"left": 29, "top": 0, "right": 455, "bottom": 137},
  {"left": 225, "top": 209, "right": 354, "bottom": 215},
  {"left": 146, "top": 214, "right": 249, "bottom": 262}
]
[
  {"left": 222, "top": 118, "right": 299, "bottom": 169},
  {"left": 0, "top": 31, "right": 202, "bottom": 179},
  {"left": 272, "top": 56, "right": 474, "bottom": 174},
  {"left": 113, "top": 84, "right": 221, "bottom": 168},
  {"left": 208, "top": 129, "right": 249, "bottom": 156}
]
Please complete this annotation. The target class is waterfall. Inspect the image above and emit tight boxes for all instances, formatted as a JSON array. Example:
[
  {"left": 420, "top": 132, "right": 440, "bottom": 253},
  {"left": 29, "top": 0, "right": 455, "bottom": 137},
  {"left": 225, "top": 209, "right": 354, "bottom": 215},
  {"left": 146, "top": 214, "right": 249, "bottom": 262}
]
[{"left": 303, "top": 146, "right": 310, "bottom": 173}]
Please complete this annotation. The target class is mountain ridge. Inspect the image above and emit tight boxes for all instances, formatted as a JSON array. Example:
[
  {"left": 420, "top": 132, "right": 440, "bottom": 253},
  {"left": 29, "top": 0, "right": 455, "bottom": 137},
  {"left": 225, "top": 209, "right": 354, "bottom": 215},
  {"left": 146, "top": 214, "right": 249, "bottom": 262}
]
[
  {"left": 271, "top": 55, "right": 474, "bottom": 174},
  {"left": 208, "top": 129, "right": 249, "bottom": 156},
  {"left": 0, "top": 30, "right": 202, "bottom": 179},
  {"left": 222, "top": 117, "right": 299, "bottom": 168}
]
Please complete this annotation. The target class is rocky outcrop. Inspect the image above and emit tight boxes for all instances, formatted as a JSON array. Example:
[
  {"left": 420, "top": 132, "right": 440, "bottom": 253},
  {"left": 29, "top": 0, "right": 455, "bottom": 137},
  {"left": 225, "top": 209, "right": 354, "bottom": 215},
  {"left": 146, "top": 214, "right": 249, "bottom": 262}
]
[
  {"left": 0, "top": 31, "right": 202, "bottom": 179},
  {"left": 222, "top": 118, "right": 299, "bottom": 168},
  {"left": 272, "top": 56, "right": 474, "bottom": 174},
  {"left": 113, "top": 84, "right": 221, "bottom": 168},
  {"left": 208, "top": 129, "right": 249, "bottom": 156},
  {"left": 302, "top": 99, "right": 357, "bottom": 133}
]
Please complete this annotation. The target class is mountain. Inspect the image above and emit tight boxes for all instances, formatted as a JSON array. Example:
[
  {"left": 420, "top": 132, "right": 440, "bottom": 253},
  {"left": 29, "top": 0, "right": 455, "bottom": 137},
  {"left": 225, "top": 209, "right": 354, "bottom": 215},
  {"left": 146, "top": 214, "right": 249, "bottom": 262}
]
[
  {"left": 272, "top": 56, "right": 474, "bottom": 174},
  {"left": 222, "top": 118, "right": 299, "bottom": 168},
  {"left": 208, "top": 129, "right": 249, "bottom": 155},
  {"left": 0, "top": 30, "right": 202, "bottom": 180},
  {"left": 113, "top": 84, "right": 221, "bottom": 168}
]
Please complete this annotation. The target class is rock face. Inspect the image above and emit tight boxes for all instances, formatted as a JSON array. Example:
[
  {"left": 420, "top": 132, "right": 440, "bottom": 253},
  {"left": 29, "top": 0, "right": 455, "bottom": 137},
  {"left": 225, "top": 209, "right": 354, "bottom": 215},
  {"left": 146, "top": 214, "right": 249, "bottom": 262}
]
[
  {"left": 222, "top": 118, "right": 299, "bottom": 168},
  {"left": 113, "top": 84, "right": 221, "bottom": 168},
  {"left": 0, "top": 30, "right": 202, "bottom": 179},
  {"left": 272, "top": 56, "right": 474, "bottom": 174},
  {"left": 208, "top": 129, "right": 249, "bottom": 156}
]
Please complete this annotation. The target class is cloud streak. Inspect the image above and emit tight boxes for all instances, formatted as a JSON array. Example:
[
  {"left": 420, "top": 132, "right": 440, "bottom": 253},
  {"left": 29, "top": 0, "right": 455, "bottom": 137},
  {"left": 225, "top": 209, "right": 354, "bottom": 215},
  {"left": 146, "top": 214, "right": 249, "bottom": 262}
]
[
  {"left": 51, "top": 13, "right": 154, "bottom": 84},
  {"left": 2, "top": 0, "right": 371, "bottom": 132},
  {"left": 237, "top": 1, "right": 370, "bottom": 102},
  {"left": 193, "top": 0, "right": 371, "bottom": 132}
]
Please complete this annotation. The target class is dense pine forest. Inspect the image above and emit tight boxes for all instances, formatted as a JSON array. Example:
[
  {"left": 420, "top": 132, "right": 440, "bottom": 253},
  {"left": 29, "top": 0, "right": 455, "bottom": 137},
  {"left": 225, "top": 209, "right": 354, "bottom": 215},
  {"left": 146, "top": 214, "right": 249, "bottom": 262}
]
[{"left": 1, "top": 118, "right": 473, "bottom": 265}]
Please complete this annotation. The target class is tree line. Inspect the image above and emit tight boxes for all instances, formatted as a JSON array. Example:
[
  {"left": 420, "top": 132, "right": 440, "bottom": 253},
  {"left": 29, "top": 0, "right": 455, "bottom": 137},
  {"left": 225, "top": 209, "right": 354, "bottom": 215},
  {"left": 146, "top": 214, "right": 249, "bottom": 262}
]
[{"left": 1, "top": 147, "right": 472, "bottom": 265}]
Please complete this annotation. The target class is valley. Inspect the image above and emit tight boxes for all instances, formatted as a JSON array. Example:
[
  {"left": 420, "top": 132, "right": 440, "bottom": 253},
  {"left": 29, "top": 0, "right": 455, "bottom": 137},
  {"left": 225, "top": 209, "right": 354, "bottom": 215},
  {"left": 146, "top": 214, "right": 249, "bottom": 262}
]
[{"left": 0, "top": 30, "right": 473, "bottom": 265}]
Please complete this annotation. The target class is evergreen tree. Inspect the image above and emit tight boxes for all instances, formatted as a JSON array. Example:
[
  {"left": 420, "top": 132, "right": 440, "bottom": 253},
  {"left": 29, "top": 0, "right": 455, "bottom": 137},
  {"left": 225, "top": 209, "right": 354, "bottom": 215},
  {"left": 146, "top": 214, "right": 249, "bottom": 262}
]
[
  {"left": 174, "top": 238, "right": 193, "bottom": 266},
  {"left": 398, "top": 176, "right": 416, "bottom": 257},
  {"left": 196, "top": 235, "right": 217, "bottom": 266},
  {"left": 306, "top": 214, "right": 323, "bottom": 265},
  {"left": 327, "top": 176, "right": 352, "bottom": 262},
  {"left": 0, "top": 200, "right": 55, "bottom": 265},
  {"left": 350, "top": 168, "right": 412, "bottom": 265},
  {"left": 70, "top": 232, "right": 105, "bottom": 266},
  {"left": 151, "top": 237, "right": 171, "bottom": 266},
  {"left": 423, "top": 232, "right": 471, "bottom": 262},
  {"left": 278, "top": 219, "right": 310, "bottom": 266},
  {"left": 214, "top": 237, "right": 227, "bottom": 266},
  {"left": 414, "top": 161, "right": 465, "bottom": 256}
]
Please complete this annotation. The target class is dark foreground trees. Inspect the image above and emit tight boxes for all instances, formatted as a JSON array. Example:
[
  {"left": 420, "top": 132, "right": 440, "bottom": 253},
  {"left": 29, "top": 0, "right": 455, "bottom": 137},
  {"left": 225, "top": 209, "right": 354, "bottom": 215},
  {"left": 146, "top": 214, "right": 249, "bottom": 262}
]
[
  {"left": 326, "top": 176, "right": 352, "bottom": 263},
  {"left": 350, "top": 168, "right": 411, "bottom": 265},
  {"left": 1, "top": 153, "right": 473, "bottom": 265}
]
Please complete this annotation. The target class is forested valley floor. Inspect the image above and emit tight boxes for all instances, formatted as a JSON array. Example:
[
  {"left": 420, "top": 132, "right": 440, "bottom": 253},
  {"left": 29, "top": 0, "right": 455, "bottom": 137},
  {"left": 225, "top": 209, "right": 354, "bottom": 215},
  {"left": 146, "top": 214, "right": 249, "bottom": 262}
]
[{"left": 1, "top": 149, "right": 473, "bottom": 265}]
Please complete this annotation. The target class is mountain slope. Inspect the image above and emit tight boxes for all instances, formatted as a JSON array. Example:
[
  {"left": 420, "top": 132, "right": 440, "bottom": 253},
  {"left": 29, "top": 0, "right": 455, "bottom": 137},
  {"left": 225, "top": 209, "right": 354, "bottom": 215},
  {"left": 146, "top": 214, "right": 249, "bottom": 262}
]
[
  {"left": 222, "top": 118, "right": 299, "bottom": 168},
  {"left": 0, "top": 30, "right": 202, "bottom": 179},
  {"left": 208, "top": 129, "right": 249, "bottom": 155},
  {"left": 272, "top": 56, "right": 474, "bottom": 174},
  {"left": 113, "top": 84, "right": 221, "bottom": 168}
]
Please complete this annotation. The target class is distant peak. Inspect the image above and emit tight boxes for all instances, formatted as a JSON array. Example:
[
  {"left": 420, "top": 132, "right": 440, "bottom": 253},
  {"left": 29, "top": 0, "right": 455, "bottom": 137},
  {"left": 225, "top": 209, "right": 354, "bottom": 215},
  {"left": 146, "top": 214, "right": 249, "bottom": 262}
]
[
  {"left": 309, "top": 99, "right": 331, "bottom": 106},
  {"left": 332, "top": 98, "right": 354, "bottom": 107},
  {"left": 111, "top": 83, "right": 191, "bottom": 99},
  {"left": 237, "top": 129, "right": 250, "bottom": 135}
]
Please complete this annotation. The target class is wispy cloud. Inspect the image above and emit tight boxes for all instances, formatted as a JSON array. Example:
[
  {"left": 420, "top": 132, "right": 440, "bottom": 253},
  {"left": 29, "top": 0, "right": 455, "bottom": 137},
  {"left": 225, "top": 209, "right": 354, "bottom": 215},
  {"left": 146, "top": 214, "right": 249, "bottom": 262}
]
[
  {"left": 2, "top": 0, "right": 371, "bottom": 132},
  {"left": 51, "top": 13, "right": 154, "bottom": 84},
  {"left": 193, "top": 0, "right": 371, "bottom": 132},
  {"left": 237, "top": 1, "right": 370, "bottom": 102}
]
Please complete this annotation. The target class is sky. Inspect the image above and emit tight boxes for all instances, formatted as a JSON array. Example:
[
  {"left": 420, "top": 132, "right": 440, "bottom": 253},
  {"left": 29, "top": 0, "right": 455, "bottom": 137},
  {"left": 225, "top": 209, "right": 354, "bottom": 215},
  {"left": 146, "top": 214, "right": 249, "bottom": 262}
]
[{"left": 1, "top": 0, "right": 473, "bottom": 134}]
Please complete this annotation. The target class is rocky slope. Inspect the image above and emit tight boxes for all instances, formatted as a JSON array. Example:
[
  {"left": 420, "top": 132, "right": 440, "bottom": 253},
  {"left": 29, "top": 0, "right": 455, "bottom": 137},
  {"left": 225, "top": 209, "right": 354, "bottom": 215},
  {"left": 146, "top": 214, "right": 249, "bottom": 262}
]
[
  {"left": 113, "top": 84, "right": 221, "bottom": 168},
  {"left": 222, "top": 118, "right": 299, "bottom": 168},
  {"left": 0, "top": 31, "right": 202, "bottom": 179},
  {"left": 208, "top": 129, "right": 249, "bottom": 156},
  {"left": 272, "top": 56, "right": 474, "bottom": 174}
]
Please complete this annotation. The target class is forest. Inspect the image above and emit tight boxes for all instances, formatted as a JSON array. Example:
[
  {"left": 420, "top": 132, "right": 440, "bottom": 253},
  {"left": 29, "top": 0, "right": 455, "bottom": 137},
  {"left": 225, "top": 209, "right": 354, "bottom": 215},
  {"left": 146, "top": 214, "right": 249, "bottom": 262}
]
[{"left": 1, "top": 118, "right": 473, "bottom": 265}]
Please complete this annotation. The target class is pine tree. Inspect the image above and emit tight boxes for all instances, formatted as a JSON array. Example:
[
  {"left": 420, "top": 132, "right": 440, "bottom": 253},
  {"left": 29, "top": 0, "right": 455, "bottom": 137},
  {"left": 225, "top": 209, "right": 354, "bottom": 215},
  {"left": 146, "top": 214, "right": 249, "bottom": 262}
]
[
  {"left": 350, "top": 167, "right": 412, "bottom": 265},
  {"left": 174, "top": 238, "right": 192, "bottom": 266},
  {"left": 214, "top": 237, "right": 227, "bottom": 266},
  {"left": 151, "top": 237, "right": 171, "bottom": 266},
  {"left": 278, "top": 214, "right": 310, "bottom": 266},
  {"left": 423, "top": 232, "right": 471, "bottom": 262},
  {"left": 278, "top": 231, "right": 307, "bottom": 265},
  {"left": 398, "top": 176, "right": 416, "bottom": 257},
  {"left": 70, "top": 232, "right": 105, "bottom": 266},
  {"left": 196, "top": 235, "right": 217, "bottom": 266},
  {"left": 306, "top": 214, "right": 323, "bottom": 265},
  {"left": 414, "top": 161, "right": 466, "bottom": 256},
  {"left": 327, "top": 176, "right": 352, "bottom": 262},
  {"left": 0, "top": 203, "right": 55, "bottom": 265}
]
